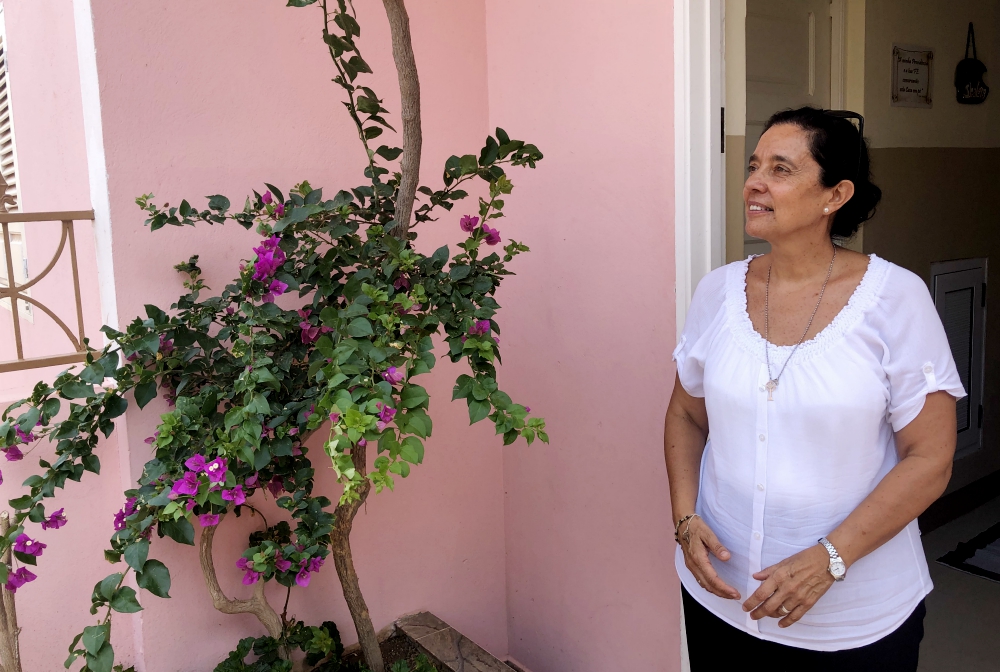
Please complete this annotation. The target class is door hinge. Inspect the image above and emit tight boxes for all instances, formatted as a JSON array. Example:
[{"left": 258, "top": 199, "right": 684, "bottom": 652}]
[
  {"left": 979, "top": 404, "right": 984, "bottom": 428},
  {"left": 721, "top": 107, "right": 726, "bottom": 153},
  {"left": 982, "top": 282, "right": 987, "bottom": 308}
]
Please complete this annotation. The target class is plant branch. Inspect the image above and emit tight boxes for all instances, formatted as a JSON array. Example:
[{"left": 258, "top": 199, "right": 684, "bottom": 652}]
[
  {"left": 0, "top": 513, "right": 20, "bottom": 672},
  {"left": 381, "top": 0, "right": 422, "bottom": 235}
]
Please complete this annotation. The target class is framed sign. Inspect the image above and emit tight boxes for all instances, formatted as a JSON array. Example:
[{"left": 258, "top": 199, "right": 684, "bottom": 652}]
[{"left": 892, "top": 44, "right": 934, "bottom": 108}]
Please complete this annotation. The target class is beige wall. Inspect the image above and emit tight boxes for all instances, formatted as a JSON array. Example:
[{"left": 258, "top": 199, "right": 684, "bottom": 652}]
[{"left": 865, "top": 0, "right": 1000, "bottom": 149}]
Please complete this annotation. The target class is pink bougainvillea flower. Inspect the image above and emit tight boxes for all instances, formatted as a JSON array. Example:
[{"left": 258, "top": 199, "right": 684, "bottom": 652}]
[
  {"left": 469, "top": 320, "right": 491, "bottom": 336},
  {"left": 291, "top": 444, "right": 302, "bottom": 456},
  {"left": 308, "top": 556, "right": 325, "bottom": 573},
  {"left": 295, "top": 567, "right": 312, "bottom": 587},
  {"left": 375, "top": 403, "right": 396, "bottom": 431},
  {"left": 41, "top": 508, "right": 67, "bottom": 531},
  {"left": 252, "top": 237, "right": 286, "bottom": 281},
  {"left": 14, "top": 425, "right": 34, "bottom": 444},
  {"left": 199, "top": 513, "right": 220, "bottom": 527},
  {"left": 357, "top": 437, "right": 367, "bottom": 448},
  {"left": 482, "top": 223, "right": 501, "bottom": 246},
  {"left": 275, "top": 203, "right": 285, "bottom": 217},
  {"left": 186, "top": 500, "right": 196, "bottom": 512},
  {"left": 114, "top": 497, "right": 138, "bottom": 530},
  {"left": 159, "top": 334, "right": 174, "bottom": 354},
  {"left": 525, "top": 406, "right": 531, "bottom": 413},
  {"left": 13, "top": 534, "right": 45, "bottom": 557},
  {"left": 263, "top": 279, "right": 288, "bottom": 303},
  {"left": 0, "top": 470, "right": 4, "bottom": 486},
  {"left": 221, "top": 485, "right": 246, "bottom": 507},
  {"left": 4, "top": 446, "right": 23, "bottom": 462},
  {"left": 245, "top": 472, "right": 259, "bottom": 488},
  {"left": 184, "top": 454, "right": 207, "bottom": 473},
  {"left": 288, "top": 427, "right": 299, "bottom": 436},
  {"left": 204, "top": 457, "right": 228, "bottom": 483},
  {"left": 261, "top": 191, "right": 273, "bottom": 205},
  {"left": 382, "top": 366, "right": 404, "bottom": 385},
  {"left": 329, "top": 412, "right": 340, "bottom": 424},
  {"left": 236, "top": 557, "right": 260, "bottom": 585},
  {"left": 460, "top": 215, "right": 480, "bottom": 232},
  {"left": 170, "top": 471, "right": 200, "bottom": 497},
  {"left": 274, "top": 552, "right": 292, "bottom": 573},
  {"left": 393, "top": 274, "right": 411, "bottom": 291},
  {"left": 5, "top": 567, "right": 36, "bottom": 593},
  {"left": 144, "top": 431, "right": 160, "bottom": 445},
  {"left": 266, "top": 476, "right": 284, "bottom": 498},
  {"left": 125, "top": 352, "right": 138, "bottom": 362}
]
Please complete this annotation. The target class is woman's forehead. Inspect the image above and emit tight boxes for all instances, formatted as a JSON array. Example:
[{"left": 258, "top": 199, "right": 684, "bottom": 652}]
[{"left": 753, "top": 124, "right": 812, "bottom": 162}]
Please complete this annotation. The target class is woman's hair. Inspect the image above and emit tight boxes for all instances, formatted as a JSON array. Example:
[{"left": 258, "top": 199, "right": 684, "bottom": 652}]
[{"left": 762, "top": 106, "right": 882, "bottom": 239}]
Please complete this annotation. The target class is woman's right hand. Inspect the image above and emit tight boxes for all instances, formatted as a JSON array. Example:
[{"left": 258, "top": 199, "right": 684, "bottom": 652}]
[{"left": 679, "top": 516, "right": 741, "bottom": 600}]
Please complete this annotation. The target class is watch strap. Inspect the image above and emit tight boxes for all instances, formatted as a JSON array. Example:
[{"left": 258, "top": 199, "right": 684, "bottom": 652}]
[{"left": 818, "top": 536, "right": 841, "bottom": 560}]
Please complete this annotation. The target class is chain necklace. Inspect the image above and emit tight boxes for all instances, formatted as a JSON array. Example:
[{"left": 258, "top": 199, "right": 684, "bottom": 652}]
[{"left": 764, "top": 247, "right": 837, "bottom": 401}]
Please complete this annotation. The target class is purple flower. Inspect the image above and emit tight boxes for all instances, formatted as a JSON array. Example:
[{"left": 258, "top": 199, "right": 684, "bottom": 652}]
[
  {"left": 382, "top": 366, "right": 404, "bottom": 385},
  {"left": 275, "top": 203, "right": 285, "bottom": 217},
  {"left": 113, "top": 497, "right": 138, "bottom": 531},
  {"left": 357, "top": 437, "right": 367, "bottom": 448},
  {"left": 199, "top": 513, "right": 220, "bottom": 527},
  {"left": 329, "top": 412, "right": 340, "bottom": 424},
  {"left": 525, "top": 406, "right": 531, "bottom": 413},
  {"left": 482, "top": 224, "right": 501, "bottom": 246},
  {"left": 0, "top": 470, "right": 4, "bottom": 486},
  {"left": 295, "top": 568, "right": 312, "bottom": 587},
  {"left": 252, "top": 237, "right": 286, "bottom": 281},
  {"left": 262, "top": 191, "right": 273, "bottom": 205},
  {"left": 186, "top": 500, "right": 196, "bottom": 512},
  {"left": 14, "top": 424, "right": 35, "bottom": 444},
  {"left": 4, "top": 446, "right": 23, "bottom": 462},
  {"left": 469, "top": 320, "right": 491, "bottom": 337},
  {"left": 308, "top": 556, "right": 325, "bottom": 573},
  {"left": 144, "top": 431, "right": 159, "bottom": 445},
  {"left": 124, "top": 497, "right": 138, "bottom": 516},
  {"left": 204, "top": 457, "right": 228, "bottom": 483},
  {"left": 288, "top": 427, "right": 299, "bottom": 436},
  {"left": 41, "top": 508, "right": 67, "bottom": 530},
  {"left": 263, "top": 279, "right": 288, "bottom": 303},
  {"left": 266, "top": 476, "right": 284, "bottom": 498},
  {"left": 5, "top": 567, "right": 36, "bottom": 593},
  {"left": 275, "top": 552, "right": 292, "bottom": 573},
  {"left": 245, "top": 472, "right": 259, "bottom": 488},
  {"left": 170, "top": 471, "right": 200, "bottom": 497},
  {"left": 393, "top": 275, "right": 411, "bottom": 291},
  {"left": 375, "top": 403, "right": 396, "bottom": 431},
  {"left": 221, "top": 486, "right": 246, "bottom": 507},
  {"left": 185, "top": 454, "right": 207, "bottom": 472},
  {"left": 460, "top": 215, "right": 480, "bottom": 233},
  {"left": 236, "top": 557, "right": 260, "bottom": 585},
  {"left": 159, "top": 334, "right": 174, "bottom": 354},
  {"left": 13, "top": 534, "right": 45, "bottom": 557}
]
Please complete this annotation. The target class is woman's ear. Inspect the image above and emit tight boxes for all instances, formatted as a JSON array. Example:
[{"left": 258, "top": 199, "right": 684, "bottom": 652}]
[{"left": 825, "top": 180, "right": 856, "bottom": 214}]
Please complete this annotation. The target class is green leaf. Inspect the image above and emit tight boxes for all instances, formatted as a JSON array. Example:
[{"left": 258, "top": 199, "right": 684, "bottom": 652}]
[
  {"left": 160, "top": 518, "right": 195, "bottom": 546},
  {"left": 136, "top": 559, "right": 171, "bottom": 598},
  {"left": 400, "top": 385, "right": 428, "bottom": 409},
  {"left": 82, "top": 624, "right": 108, "bottom": 656},
  {"left": 376, "top": 146, "right": 403, "bottom": 161},
  {"left": 452, "top": 375, "right": 475, "bottom": 401},
  {"left": 83, "top": 454, "right": 101, "bottom": 474},
  {"left": 103, "top": 395, "right": 128, "bottom": 419},
  {"left": 124, "top": 540, "right": 149, "bottom": 572},
  {"left": 287, "top": 0, "right": 319, "bottom": 5},
  {"left": 207, "top": 195, "right": 231, "bottom": 212},
  {"left": 342, "top": 302, "right": 369, "bottom": 318},
  {"left": 357, "top": 96, "right": 381, "bottom": 114},
  {"left": 100, "top": 573, "right": 123, "bottom": 600},
  {"left": 459, "top": 154, "right": 479, "bottom": 175},
  {"left": 62, "top": 381, "right": 96, "bottom": 399},
  {"left": 496, "top": 127, "right": 511, "bottom": 145},
  {"left": 489, "top": 391, "right": 512, "bottom": 410},
  {"left": 80, "top": 363, "right": 105, "bottom": 384},
  {"left": 12, "top": 551, "right": 35, "bottom": 566},
  {"left": 248, "top": 393, "right": 270, "bottom": 415},
  {"left": 400, "top": 436, "right": 424, "bottom": 464},
  {"left": 8, "top": 495, "right": 33, "bottom": 510},
  {"left": 134, "top": 382, "right": 157, "bottom": 409},
  {"left": 27, "top": 504, "right": 45, "bottom": 523},
  {"left": 85, "top": 641, "right": 114, "bottom": 672},
  {"left": 363, "top": 126, "right": 383, "bottom": 140},
  {"left": 42, "top": 397, "right": 61, "bottom": 418},
  {"left": 346, "top": 317, "right": 374, "bottom": 337},
  {"left": 468, "top": 399, "right": 491, "bottom": 424},
  {"left": 110, "top": 586, "right": 142, "bottom": 613},
  {"left": 264, "top": 183, "right": 285, "bottom": 203}
]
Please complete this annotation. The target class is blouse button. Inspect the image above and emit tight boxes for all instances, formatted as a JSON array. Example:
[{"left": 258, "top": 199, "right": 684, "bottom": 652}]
[
  {"left": 759, "top": 385, "right": 765, "bottom": 392},
  {"left": 923, "top": 365, "right": 933, "bottom": 373},
  {"left": 754, "top": 532, "right": 761, "bottom": 540},
  {"left": 757, "top": 483, "right": 765, "bottom": 491},
  {"left": 758, "top": 434, "right": 765, "bottom": 442}
]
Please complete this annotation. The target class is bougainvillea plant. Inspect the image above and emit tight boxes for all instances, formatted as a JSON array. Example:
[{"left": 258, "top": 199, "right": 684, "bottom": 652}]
[{"left": 0, "top": 2, "right": 545, "bottom": 672}]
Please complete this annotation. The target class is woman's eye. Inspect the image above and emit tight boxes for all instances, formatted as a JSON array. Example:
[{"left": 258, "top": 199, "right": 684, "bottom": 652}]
[
  {"left": 774, "top": 165, "right": 788, "bottom": 173},
  {"left": 747, "top": 165, "right": 757, "bottom": 173}
]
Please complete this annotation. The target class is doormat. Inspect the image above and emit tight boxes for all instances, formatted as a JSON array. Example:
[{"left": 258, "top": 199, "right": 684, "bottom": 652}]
[{"left": 937, "top": 520, "right": 1000, "bottom": 582}]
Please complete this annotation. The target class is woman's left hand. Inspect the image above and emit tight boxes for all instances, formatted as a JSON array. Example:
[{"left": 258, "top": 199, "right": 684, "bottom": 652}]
[{"left": 741, "top": 544, "right": 836, "bottom": 628}]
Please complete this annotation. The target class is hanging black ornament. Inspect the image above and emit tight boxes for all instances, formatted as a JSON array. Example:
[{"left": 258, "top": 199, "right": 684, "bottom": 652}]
[{"left": 955, "top": 22, "right": 989, "bottom": 104}]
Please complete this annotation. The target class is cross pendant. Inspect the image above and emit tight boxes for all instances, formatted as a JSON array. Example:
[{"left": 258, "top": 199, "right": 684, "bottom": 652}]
[{"left": 765, "top": 380, "right": 778, "bottom": 401}]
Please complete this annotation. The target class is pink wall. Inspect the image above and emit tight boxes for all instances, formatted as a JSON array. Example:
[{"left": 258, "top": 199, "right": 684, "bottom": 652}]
[
  {"left": 86, "top": 1, "right": 508, "bottom": 670},
  {"left": 484, "top": 2, "right": 681, "bottom": 670}
]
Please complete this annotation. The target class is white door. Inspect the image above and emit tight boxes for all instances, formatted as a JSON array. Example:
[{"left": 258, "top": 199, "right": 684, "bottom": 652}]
[{"left": 744, "top": 0, "right": 833, "bottom": 256}]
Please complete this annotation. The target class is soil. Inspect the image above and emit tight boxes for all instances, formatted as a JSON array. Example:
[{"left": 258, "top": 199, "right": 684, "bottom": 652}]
[{"left": 340, "top": 633, "right": 449, "bottom": 672}]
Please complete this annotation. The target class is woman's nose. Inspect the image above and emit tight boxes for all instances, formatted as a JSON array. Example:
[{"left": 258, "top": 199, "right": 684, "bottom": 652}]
[{"left": 744, "top": 172, "right": 766, "bottom": 195}]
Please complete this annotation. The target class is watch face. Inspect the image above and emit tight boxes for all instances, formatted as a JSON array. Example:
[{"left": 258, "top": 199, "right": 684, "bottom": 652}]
[{"left": 830, "top": 559, "right": 847, "bottom": 579}]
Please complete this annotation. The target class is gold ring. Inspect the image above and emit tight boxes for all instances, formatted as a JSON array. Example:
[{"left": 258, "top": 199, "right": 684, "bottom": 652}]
[{"left": 777, "top": 605, "right": 791, "bottom": 616}]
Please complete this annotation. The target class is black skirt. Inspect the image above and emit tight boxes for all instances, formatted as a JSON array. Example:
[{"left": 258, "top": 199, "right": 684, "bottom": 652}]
[{"left": 682, "top": 587, "right": 925, "bottom": 672}]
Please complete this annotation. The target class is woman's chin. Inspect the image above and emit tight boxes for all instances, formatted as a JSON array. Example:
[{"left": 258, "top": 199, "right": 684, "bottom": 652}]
[{"left": 744, "top": 223, "right": 774, "bottom": 242}]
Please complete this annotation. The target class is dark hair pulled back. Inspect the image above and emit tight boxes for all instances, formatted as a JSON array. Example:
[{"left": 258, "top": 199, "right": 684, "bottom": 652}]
[{"left": 762, "top": 107, "right": 881, "bottom": 239}]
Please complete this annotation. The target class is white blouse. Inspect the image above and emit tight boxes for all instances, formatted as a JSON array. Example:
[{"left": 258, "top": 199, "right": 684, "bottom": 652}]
[{"left": 672, "top": 254, "right": 966, "bottom": 651}]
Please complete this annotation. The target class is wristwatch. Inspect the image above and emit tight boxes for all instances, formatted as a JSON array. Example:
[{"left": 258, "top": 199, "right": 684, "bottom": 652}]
[{"left": 818, "top": 537, "right": 847, "bottom": 581}]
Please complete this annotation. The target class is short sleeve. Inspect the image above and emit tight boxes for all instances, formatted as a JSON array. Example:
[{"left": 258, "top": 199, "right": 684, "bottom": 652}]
[
  {"left": 672, "top": 265, "right": 728, "bottom": 397},
  {"left": 877, "top": 266, "right": 968, "bottom": 432}
]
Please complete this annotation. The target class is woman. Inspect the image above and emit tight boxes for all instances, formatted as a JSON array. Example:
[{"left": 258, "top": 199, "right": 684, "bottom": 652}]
[{"left": 664, "top": 107, "right": 965, "bottom": 671}]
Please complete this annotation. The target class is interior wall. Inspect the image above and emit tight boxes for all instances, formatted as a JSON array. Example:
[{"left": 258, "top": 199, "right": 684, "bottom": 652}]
[
  {"left": 863, "top": 0, "right": 1000, "bottom": 493},
  {"left": 485, "top": 2, "right": 681, "bottom": 671},
  {"left": 85, "top": 2, "right": 510, "bottom": 670}
]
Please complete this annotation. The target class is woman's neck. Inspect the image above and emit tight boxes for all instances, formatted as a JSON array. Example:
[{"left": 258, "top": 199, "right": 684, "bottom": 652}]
[{"left": 766, "top": 234, "right": 837, "bottom": 284}]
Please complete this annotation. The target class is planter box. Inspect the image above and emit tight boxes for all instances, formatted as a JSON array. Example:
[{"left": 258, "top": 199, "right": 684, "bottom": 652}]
[{"left": 396, "top": 612, "right": 514, "bottom": 672}]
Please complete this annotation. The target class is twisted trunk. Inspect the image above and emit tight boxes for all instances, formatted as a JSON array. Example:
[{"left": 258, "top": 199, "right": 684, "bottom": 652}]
[
  {"left": 0, "top": 513, "right": 20, "bottom": 672},
  {"left": 199, "top": 516, "right": 284, "bottom": 641},
  {"left": 381, "top": 0, "right": 422, "bottom": 235},
  {"left": 331, "top": 442, "right": 382, "bottom": 672}
]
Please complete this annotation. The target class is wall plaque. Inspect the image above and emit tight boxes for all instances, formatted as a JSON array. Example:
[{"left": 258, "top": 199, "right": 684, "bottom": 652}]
[{"left": 892, "top": 44, "right": 934, "bottom": 108}]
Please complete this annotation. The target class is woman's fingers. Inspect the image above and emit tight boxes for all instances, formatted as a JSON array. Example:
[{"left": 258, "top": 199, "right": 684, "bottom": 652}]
[
  {"left": 699, "top": 522, "right": 732, "bottom": 561},
  {"left": 742, "top": 572, "right": 779, "bottom": 615},
  {"left": 778, "top": 602, "right": 811, "bottom": 628},
  {"left": 687, "top": 532, "right": 740, "bottom": 599}
]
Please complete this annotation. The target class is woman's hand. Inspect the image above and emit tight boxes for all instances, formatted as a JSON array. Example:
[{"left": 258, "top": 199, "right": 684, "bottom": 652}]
[
  {"left": 680, "top": 516, "right": 741, "bottom": 600},
  {"left": 742, "top": 544, "right": 834, "bottom": 627}
]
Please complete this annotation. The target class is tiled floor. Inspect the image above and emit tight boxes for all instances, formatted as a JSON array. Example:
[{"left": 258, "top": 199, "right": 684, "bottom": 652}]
[{"left": 919, "top": 495, "right": 1000, "bottom": 671}]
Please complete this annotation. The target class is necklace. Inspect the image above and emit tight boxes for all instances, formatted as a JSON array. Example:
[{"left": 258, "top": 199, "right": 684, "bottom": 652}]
[{"left": 763, "top": 247, "right": 837, "bottom": 401}]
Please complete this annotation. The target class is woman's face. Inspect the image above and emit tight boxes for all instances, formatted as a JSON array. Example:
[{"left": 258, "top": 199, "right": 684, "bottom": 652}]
[{"left": 743, "top": 123, "right": 846, "bottom": 243}]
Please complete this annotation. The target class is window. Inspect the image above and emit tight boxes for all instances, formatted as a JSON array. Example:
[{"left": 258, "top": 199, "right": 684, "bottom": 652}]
[{"left": 0, "top": 2, "right": 29, "bottom": 319}]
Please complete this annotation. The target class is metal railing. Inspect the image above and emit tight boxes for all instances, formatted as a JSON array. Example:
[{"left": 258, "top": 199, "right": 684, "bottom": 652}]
[{"left": 0, "top": 210, "right": 95, "bottom": 373}]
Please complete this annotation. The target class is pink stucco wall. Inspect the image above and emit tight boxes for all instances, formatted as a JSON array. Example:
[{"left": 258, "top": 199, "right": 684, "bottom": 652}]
[
  {"left": 1, "top": 1, "right": 680, "bottom": 670},
  {"left": 485, "top": 1, "right": 681, "bottom": 670}
]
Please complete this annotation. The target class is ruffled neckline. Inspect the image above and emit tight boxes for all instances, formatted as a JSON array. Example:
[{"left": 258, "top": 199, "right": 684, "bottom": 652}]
[{"left": 726, "top": 252, "right": 890, "bottom": 368}]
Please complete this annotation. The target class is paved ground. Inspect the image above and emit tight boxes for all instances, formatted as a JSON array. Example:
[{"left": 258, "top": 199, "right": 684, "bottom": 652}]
[{"left": 920, "top": 495, "right": 1000, "bottom": 671}]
